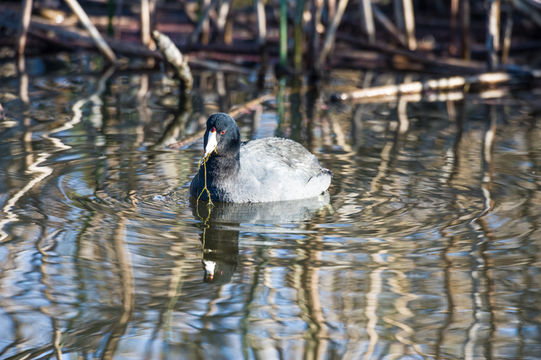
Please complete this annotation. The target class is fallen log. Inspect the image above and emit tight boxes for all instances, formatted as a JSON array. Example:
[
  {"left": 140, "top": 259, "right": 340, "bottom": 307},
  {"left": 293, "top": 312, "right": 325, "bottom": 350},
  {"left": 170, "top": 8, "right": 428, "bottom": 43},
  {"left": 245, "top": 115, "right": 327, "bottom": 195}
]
[{"left": 331, "top": 70, "right": 537, "bottom": 102}]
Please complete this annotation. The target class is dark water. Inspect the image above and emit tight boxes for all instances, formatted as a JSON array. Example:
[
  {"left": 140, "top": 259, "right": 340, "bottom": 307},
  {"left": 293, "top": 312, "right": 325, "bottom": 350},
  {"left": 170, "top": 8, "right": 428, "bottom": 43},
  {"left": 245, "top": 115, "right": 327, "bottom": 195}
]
[{"left": 1, "top": 54, "right": 540, "bottom": 359}]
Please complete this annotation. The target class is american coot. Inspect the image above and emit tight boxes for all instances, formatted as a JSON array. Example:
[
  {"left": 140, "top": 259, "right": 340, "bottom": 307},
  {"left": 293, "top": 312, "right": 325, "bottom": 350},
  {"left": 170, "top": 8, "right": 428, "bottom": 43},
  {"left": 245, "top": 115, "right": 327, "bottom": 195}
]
[{"left": 190, "top": 113, "right": 332, "bottom": 203}]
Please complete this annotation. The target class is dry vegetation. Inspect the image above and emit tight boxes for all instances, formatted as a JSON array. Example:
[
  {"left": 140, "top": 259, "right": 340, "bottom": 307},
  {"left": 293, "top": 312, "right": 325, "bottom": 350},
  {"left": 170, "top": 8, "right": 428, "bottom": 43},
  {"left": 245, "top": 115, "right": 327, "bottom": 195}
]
[{"left": 1, "top": 0, "right": 541, "bottom": 103}]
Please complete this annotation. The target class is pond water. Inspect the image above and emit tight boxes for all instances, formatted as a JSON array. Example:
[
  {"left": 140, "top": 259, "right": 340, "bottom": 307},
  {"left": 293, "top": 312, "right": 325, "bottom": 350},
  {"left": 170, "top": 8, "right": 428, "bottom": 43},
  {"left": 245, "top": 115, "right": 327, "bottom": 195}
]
[{"left": 0, "top": 54, "right": 540, "bottom": 359}]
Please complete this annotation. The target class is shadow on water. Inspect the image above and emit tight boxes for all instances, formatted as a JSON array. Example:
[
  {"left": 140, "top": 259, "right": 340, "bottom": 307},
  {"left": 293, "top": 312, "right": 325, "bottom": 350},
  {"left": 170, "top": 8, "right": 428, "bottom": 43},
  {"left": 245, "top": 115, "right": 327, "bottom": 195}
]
[{"left": 0, "top": 55, "right": 541, "bottom": 359}]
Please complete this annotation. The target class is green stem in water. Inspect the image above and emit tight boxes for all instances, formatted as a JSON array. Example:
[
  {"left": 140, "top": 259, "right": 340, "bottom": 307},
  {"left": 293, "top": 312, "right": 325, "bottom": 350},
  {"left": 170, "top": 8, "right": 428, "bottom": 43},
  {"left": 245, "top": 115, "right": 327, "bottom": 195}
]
[{"left": 196, "top": 154, "right": 214, "bottom": 208}]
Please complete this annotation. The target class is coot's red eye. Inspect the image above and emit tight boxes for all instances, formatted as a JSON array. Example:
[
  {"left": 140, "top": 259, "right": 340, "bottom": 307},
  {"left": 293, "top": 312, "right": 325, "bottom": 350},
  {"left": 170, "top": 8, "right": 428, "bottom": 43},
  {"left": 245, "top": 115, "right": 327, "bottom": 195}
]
[
  {"left": 220, "top": 130, "right": 226, "bottom": 135},
  {"left": 210, "top": 127, "right": 216, "bottom": 133}
]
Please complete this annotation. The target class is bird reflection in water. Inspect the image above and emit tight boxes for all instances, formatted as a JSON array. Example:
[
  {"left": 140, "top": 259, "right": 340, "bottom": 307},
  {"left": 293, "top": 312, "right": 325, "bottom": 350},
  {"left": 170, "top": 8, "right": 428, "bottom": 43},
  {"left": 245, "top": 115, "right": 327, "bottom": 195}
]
[
  {"left": 191, "top": 194, "right": 331, "bottom": 283},
  {"left": 192, "top": 200, "right": 240, "bottom": 283}
]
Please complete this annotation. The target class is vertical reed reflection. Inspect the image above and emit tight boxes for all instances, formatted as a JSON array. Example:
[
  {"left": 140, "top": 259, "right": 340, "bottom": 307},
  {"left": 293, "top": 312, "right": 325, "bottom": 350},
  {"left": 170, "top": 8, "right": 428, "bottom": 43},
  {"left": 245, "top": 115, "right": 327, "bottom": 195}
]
[
  {"left": 446, "top": 100, "right": 465, "bottom": 184},
  {"left": 363, "top": 96, "right": 404, "bottom": 213},
  {"left": 435, "top": 99, "right": 465, "bottom": 359},
  {"left": 464, "top": 104, "right": 499, "bottom": 360},
  {"left": 241, "top": 246, "right": 265, "bottom": 360},
  {"left": 465, "top": 219, "right": 492, "bottom": 360},
  {"left": 364, "top": 250, "right": 387, "bottom": 359},
  {"left": 476, "top": 104, "right": 500, "bottom": 359},
  {"left": 151, "top": 81, "right": 193, "bottom": 148},
  {"left": 36, "top": 224, "right": 63, "bottom": 360},
  {"left": 102, "top": 216, "right": 134, "bottom": 359},
  {"left": 136, "top": 74, "right": 151, "bottom": 145},
  {"left": 518, "top": 113, "right": 541, "bottom": 358},
  {"left": 0, "top": 244, "right": 24, "bottom": 357},
  {"left": 385, "top": 269, "right": 425, "bottom": 357},
  {"left": 297, "top": 232, "right": 328, "bottom": 359}
]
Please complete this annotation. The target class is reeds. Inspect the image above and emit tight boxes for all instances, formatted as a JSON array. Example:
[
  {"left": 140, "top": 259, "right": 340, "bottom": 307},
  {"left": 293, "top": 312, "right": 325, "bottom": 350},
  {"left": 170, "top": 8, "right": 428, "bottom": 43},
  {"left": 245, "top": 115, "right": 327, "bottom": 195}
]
[{"left": 5, "top": 0, "right": 541, "bottom": 81}]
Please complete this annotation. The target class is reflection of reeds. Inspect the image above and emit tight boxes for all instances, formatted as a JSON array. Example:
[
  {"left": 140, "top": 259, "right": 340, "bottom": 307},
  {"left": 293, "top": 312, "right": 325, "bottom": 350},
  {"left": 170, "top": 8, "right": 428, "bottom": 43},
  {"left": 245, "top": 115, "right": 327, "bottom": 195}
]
[
  {"left": 437, "top": 229, "right": 458, "bottom": 358},
  {"left": 296, "top": 233, "right": 328, "bottom": 359},
  {"left": 36, "top": 228, "right": 65, "bottom": 359},
  {"left": 364, "top": 251, "right": 386, "bottom": 359},
  {"left": 384, "top": 269, "right": 426, "bottom": 357},
  {"left": 240, "top": 246, "right": 264, "bottom": 359},
  {"left": 435, "top": 99, "right": 464, "bottom": 357},
  {"left": 465, "top": 105, "right": 498, "bottom": 359},
  {"left": 465, "top": 218, "right": 494, "bottom": 360},
  {"left": 102, "top": 216, "right": 134, "bottom": 360},
  {"left": 0, "top": 152, "right": 53, "bottom": 243},
  {"left": 473, "top": 105, "right": 497, "bottom": 220}
]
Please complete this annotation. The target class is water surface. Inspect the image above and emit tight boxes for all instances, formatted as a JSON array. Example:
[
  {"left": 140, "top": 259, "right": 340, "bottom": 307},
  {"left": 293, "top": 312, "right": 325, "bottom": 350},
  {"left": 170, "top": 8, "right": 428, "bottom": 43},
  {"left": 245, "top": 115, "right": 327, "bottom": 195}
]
[{"left": 0, "top": 54, "right": 540, "bottom": 359}]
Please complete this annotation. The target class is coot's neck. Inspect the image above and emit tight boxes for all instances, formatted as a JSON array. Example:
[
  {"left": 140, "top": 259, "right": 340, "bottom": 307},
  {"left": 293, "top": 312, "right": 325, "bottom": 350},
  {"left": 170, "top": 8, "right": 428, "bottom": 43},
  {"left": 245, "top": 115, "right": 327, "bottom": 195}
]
[{"left": 204, "top": 152, "right": 240, "bottom": 183}]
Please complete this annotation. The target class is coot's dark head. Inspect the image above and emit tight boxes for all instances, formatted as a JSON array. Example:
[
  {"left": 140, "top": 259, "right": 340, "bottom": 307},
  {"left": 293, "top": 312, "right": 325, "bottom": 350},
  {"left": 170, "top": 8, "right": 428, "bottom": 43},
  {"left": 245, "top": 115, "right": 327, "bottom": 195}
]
[{"left": 204, "top": 113, "right": 241, "bottom": 158}]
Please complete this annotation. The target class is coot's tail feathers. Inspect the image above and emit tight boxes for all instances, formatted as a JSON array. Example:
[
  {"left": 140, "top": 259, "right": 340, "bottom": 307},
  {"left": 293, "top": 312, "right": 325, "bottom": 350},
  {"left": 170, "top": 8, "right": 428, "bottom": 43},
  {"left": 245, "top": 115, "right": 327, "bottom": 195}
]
[{"left": 306, "top": 168, "right": 332, "bottom": 195}]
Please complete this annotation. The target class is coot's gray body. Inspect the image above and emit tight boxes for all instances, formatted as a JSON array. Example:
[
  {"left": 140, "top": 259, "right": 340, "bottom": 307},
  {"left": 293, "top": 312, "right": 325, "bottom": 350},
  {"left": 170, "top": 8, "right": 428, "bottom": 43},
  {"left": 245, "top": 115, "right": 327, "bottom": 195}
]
[{"left": 190, "top": 113, "right": 331, "bottom": 203}]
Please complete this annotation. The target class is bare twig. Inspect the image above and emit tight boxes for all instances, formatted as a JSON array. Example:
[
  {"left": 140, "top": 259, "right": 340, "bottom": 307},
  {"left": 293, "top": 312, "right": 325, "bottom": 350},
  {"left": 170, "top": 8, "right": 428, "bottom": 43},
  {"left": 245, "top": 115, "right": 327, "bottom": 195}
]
[
  {"left": 502, "top": 6, "right": 513, "bottom": 64},
  {"left": 372, "top": 3, "right": 407, "bottom": 47},
  {"left": 512, "top": 0, "right": 541, "bottom": 27},
  {"left": 316, "top": 0, "right": 349, "bottom": 69},
  {"left": 402, "top": 0, "right": 417, "bottom": 50},
  {"left": 254, "top": 0, "right": 267, "bottom": 47},
  {"left": 63, "top": 0, "right": 117, "bottom": 63},
  {"left": 17, "top": 0, "right": 33, "bottom": 56},
  {"left": 360, "top": 0, "right": 375, "bottom": 43},
  {"left": 486, "top": 0, "right": 501, "bottom": 70},
  {"left": 190, "top": 0, "right": 214, "bottom": 45},
  {"left": 141, "top": 0, "right": 155, "bottom": 49},
  {"left": 216, "top": 0, "right": 231, "bottom": 32}
]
